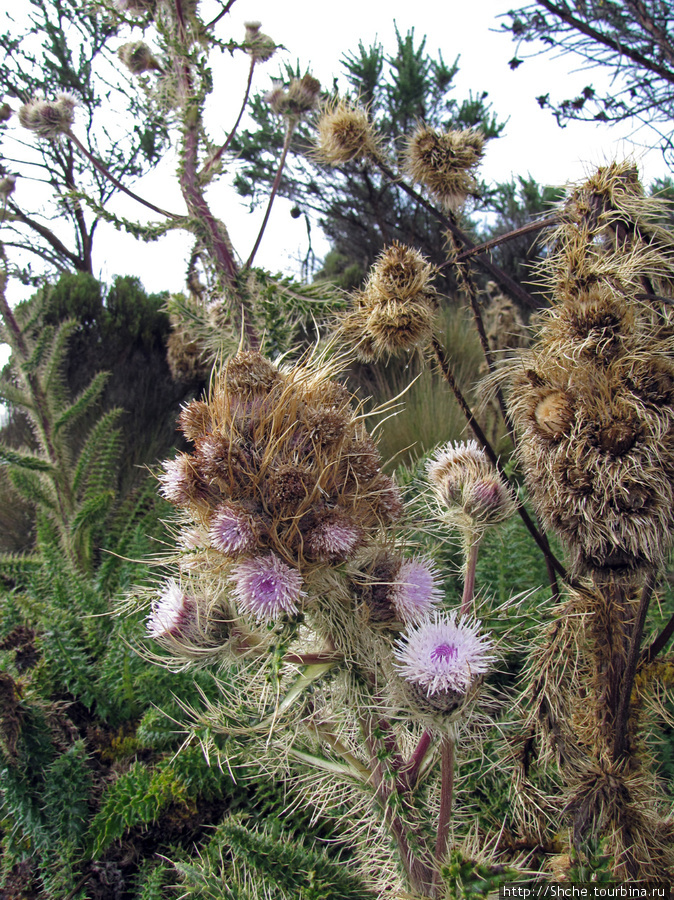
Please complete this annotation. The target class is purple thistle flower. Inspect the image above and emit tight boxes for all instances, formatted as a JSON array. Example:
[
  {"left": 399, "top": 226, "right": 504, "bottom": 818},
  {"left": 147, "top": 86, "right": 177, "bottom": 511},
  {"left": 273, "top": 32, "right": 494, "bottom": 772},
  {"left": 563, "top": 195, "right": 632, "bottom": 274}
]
[
  {"left": 394, "top": 612, "right": 495, "bottom": 696},
  {"left": 209, "top": 504, "right": 258, "bottom": 555},
  {"left": 390, "top": 557, "right": 443, "bottom": 624},
  {"left": 147, "top": 580, "right": 195, "bottom": 639},
  {"left": 230, "top": 553, "right": 303, "bottom": 622}
]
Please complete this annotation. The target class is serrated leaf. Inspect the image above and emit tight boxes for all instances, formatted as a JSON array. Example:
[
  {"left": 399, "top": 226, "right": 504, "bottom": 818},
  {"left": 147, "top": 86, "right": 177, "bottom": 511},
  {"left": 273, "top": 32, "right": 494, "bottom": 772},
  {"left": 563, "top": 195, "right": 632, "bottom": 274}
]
[
  {"left": 70, "top": 491, "right": 115, "bottom": 536},
  {"left": 0, "top": 444, "right": 53, "bottom": 472},
  {"left": 54, "top": 371, "right": 110, "bottom": 433}
]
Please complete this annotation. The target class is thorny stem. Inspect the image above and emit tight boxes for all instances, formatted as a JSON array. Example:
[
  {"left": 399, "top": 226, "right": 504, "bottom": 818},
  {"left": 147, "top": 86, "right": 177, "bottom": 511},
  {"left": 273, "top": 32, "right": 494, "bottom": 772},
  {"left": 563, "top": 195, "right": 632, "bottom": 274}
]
[
  {"left": 172, "top": 0, "right": 259, "bottom": 349},
  {"left": 200, "top": 56, "right": 255, "bottom": 180},
  {"left": 613, "top": 573, "right": 656, "bottom": 761},
  {"left": 360, "top": 710, "right": 434, "bottom": 894},
  {"left": 205, "top": 0, "right": 237, "bottom": 29},
  {"left": 375, "top": 159, "right": 539, "bottom": 310},
  {"left": 453, "top": 216, "right": 559, "bottom": 262},
  {"left": 641, "top": 609, "right": 674, "bottom": 664},
  {"left": 399, "top": 729, "right": 433, "bottom": 792},
  {"left": 433, "top": 735, "right": 455, "bottom": 895},
  {"left": 431, "top": 336, "right": 565, "bottom": 586},
  {"left": 66, "top": 131, "right": 181, "bottom": 220},
  {"left": 461, "top": 538, "right": 480, "bottom": 616},
  {"left": 245, "top": 119, "right": 295, "bottom": 269}
]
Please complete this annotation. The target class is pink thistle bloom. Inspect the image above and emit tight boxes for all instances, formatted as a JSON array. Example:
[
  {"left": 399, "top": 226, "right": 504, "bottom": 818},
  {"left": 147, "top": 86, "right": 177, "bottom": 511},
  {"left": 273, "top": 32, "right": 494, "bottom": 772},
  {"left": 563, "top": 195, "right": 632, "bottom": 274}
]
[
  {"left": 230, "top": 553, "right": 303, "bottom": 622},
  {"left": 390, "top": 557, "right": 443, "bottom": 624},
  {"left": 147, "top": 580, "right": 195, "bottom": 639},
  {"left": 394, "top": 612, "right": 495, "bottom": 695},
  {"left": 306, "top": 516, "right": 361, "bottom": 561},
  {"left": 209, "top": 505, "right": 258, "bottom": 556},
  {"left": 158, "top": 455, "right": 192, "bottom": 505}
]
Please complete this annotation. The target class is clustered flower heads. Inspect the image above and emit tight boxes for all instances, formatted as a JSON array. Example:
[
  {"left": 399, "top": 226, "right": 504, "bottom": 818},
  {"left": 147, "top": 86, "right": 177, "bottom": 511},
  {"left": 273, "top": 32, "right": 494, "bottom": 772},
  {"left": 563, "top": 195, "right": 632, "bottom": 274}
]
[
  {"left": 157, "top": 350, "right": 402, "bottom": 623},
  {"left": 18, "top": 94, "right": 77, "bottom": 139},
  {"left": 314, "top": 97, "right": 380, "bottom": 166},
  {"left": 266, "top": 73, "right": 321, "bottom": 119},
  {"left": 394, "top": 611, "right": 495, "bottom": 715},
  {"left": 339, "top": 242, "right": 439, "bottom": 361},
  {"left": 508, "top": 162, "right": 674, "bottom": 575},
  {"left": 405, "top": 126, "right": 485, "bottom": 209},
  {"left": 426, "top": 440, "right": 516, "bottom": 531}
]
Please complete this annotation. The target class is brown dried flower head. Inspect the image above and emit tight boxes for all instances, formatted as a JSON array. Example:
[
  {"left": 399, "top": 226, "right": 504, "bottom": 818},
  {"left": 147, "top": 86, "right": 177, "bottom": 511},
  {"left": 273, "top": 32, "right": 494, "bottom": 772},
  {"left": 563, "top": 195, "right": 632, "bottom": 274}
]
[
  {"left": 314, "top": 98, "right": 380, "bottom": 166},
  {"left": 160, "top": 349, "right": 401, "bottom": 583},
  {"left": 18, "top": 94, "right": 77, "bottom": 138},
  {"left": 118, "top": 41, "right": 162, "bottom": 75},
  {"left": 244, "top": 21, "right": 277, "bottom": 63},
  {"left": 339, "top": 243, "right": 439, "bottom": 361},
  {"left": 0, "top": 175, "right": 16, "bottom": 199},
  {"left": 508, "top": 162, "right": 674, "bottom": 574},
  {"left": 405, "top": 126, "right": 485, "bottom": 209}
]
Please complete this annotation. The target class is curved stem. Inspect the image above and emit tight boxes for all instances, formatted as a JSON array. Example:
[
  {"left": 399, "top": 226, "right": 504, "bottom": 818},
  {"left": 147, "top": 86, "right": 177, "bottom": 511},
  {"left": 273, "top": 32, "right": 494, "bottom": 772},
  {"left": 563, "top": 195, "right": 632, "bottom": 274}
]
[
  {"left": 245, "top": 119, "right": 295, "bottom": 269},
  {"left": 66, "top": 131, "right": 181, "bottom": 220}
]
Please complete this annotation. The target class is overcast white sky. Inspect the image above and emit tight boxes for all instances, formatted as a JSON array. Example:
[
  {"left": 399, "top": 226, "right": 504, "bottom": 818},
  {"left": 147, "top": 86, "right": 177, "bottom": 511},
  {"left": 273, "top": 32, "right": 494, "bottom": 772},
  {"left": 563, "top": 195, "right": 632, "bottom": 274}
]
[{"left": 5, "top": 0, "right": 673, "bottom": 303}]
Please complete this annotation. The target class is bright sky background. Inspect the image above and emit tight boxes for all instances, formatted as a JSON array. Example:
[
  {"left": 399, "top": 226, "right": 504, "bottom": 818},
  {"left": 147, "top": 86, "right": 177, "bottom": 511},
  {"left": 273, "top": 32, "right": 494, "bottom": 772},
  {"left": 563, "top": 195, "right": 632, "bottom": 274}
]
[{"left": 5, "top": 0, "right": 673, "bottom": 304}]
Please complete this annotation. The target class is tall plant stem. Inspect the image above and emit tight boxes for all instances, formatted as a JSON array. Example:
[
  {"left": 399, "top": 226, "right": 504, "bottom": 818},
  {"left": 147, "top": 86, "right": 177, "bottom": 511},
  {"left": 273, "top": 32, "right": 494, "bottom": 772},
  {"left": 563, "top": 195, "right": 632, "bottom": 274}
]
[
  {"left": 374, "top": 159, "right": 538, "bottom": 310},
  {"left": 245, "top": 120, "right": 295, "bottom": 269},
  {"left": 172, "top": 0, "right": 259, "bottom": 349},
  {"left": 613, "top": 572, "right": 656, "bottom": 760},
  {"left": 399, "top": 729, "right": 433, "bottom": 792},
  {"left": 433, "top": 735, "right": 455, "bottom": 894},
  {"left": 431, "top": 335, "right": 565, "bottom": 586},
  {"left": 461, "top": 537, "right": 480, "bottom": 616},
  {"left": 200, "top": 56, "right": 255, "bottom": 180},
  {"left": 66, "top": 131, "right": 181, "bottom": 220}
]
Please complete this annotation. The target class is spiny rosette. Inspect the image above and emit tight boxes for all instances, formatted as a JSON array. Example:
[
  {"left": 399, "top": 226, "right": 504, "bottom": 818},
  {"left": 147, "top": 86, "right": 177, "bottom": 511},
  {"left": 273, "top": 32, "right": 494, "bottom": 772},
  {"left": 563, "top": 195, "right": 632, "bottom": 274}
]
[
  {"left": 393, "top": 611, "right": 496, "bottom": 719},
  {"left": 157, "top": 349, "right": 403, "bottom": 622},
  {"left": 507, "top": 163, "right": 674, "bottom": 575},
  {"left": 339, "top": 243, "right": 439, "bottom": 361}
]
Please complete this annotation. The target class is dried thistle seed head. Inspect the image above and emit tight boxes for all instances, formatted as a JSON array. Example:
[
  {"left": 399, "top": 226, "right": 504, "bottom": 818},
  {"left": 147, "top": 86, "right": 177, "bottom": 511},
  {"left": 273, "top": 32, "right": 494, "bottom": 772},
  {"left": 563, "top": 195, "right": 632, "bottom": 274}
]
[
  {"left": 405, "top": 126, "right": 485, "bottom": 209},
  {"left": 18, "top": 94, "right": 77, "bottom": 138},
  {"left": 314, "top": 97, "right": 380, "bottom": 165},
  {"left": 263, "top": 463, "right": 315, "bottom": 513},
  {"left": 533, "top": 390, "right": 575, "bottom": 440},
  {"left": 166, "top": 323, "right": 210, "bottom": 383},
  {"left": 365, "top": 298, "right": 436, "bottom": 359},
  {"left": 223, "top": 350, "right": 281, "bottom": 398},
  {"left": 243, "top": 21, "right": 276, "bottom": 63},
  {"left": 369, "top": 242, "right": 437, "bottom": 303},
  {"left": 178, "top": 399, "right": 212, "bottom": 443},
  {"left": 482, "top": 290, "right": 529, "bottom": 354},
  {"left": 0, "top": 102, "right": 12, "bottom": 121},
  {"left": 118, "top": 41, "right": 162, "bottom": 75}
]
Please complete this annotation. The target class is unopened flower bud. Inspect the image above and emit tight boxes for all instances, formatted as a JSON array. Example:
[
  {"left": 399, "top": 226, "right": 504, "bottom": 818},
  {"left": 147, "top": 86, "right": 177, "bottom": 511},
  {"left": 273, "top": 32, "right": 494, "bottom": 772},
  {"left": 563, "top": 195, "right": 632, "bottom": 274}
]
[
  {"left": 118, "top": 41, "right": 162, "bottom": 75},
  {"left": 244, "top": 21, "right": 276, "bottom": 63},
  {"left": 267, "top": 74, "right": 321, "bottom": 119},
  {"left": 0, "top": 103, "right": 11, "bottom": 122}
]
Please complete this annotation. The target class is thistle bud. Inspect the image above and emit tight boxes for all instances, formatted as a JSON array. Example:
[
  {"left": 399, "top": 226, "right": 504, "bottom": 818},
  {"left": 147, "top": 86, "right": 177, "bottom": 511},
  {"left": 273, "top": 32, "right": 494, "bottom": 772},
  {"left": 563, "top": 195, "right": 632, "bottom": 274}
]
[
  {"left": 18, "top": 94, "right": 77, "bottom": 139},
  {"left": 0, "top": 103, "right": 11, "bottom": 122},
  {"left": 118, "top": 41, "right": 162, "bottom": 75},
  {"left": 244, "top": 21, "right": 276, "bottom": 63},
  {"left": 266, "top": 74, "right": 321, "bottom": 119}
]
